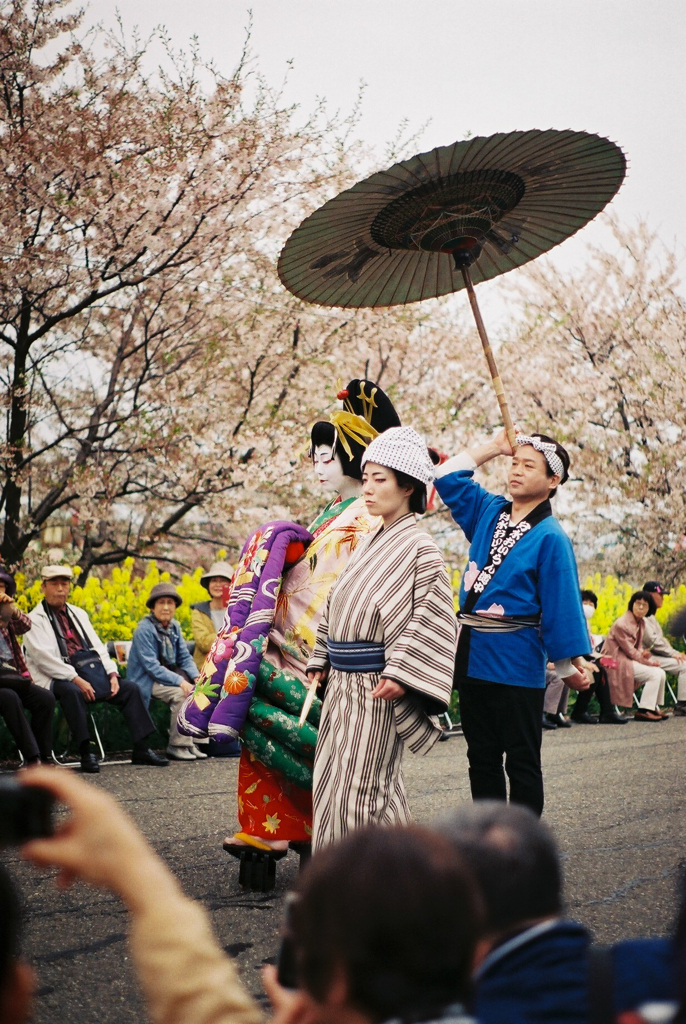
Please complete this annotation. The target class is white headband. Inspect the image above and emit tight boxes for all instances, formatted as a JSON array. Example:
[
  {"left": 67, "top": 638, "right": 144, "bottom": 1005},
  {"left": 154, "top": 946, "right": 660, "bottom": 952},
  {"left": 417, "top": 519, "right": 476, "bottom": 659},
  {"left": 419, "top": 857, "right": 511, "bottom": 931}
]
[
  {"left": 362, "top": 426, "right": 435, "bottom": 485},
  {"left": 515, "top": 435, "right": 564, "bottom": 479}
]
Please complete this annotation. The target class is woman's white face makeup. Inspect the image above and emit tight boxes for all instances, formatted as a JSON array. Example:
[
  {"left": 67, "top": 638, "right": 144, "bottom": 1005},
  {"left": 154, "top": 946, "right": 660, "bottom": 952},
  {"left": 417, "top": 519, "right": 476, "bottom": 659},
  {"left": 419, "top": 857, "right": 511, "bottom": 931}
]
[{"left": 313, "top": 445, "right": 347, "bottom": 494}]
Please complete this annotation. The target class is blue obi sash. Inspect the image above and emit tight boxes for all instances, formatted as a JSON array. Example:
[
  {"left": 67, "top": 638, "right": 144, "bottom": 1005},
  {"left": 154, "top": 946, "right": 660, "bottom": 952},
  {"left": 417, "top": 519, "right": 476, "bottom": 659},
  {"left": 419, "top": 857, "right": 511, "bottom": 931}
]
[{"left": 327, "top": 639, "right": 386, "bottom": 673}]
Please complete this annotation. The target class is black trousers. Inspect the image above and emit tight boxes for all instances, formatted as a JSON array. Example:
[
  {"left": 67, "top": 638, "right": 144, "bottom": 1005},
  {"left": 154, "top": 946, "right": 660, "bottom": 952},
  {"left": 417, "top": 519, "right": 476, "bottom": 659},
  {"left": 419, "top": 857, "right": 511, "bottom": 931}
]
[
  {"left": 52, "top": 678, "right": 154, "bottom": 748},
  {"left": 0, "top": 683, "right": 56, "bottom": 760},
  {"left": 571, "top": 664, "right": 613, "bottom": 717},
  {"left": 457, "top": 677, "right": 545, "bottom": 816}
]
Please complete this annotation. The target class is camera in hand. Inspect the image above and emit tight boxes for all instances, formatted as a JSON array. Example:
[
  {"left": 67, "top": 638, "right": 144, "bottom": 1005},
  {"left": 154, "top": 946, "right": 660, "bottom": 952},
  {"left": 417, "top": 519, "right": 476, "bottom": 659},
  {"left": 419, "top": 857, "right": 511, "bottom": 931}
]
[{"left": 0, "top": 778, "right": 55, "bottom": 845}]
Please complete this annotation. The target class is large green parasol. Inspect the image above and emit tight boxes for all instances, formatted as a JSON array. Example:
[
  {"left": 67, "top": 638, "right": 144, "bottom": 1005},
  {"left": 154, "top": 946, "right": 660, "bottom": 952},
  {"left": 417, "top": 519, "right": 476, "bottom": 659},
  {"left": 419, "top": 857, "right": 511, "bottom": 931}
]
[{"left": 278, "top": 129, "right": 626, "bottom": 445}]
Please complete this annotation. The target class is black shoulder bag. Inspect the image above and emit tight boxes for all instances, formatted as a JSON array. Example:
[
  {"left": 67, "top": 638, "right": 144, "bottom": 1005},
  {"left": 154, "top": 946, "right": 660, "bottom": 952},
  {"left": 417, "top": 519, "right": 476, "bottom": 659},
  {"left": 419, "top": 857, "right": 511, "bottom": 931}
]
[{"left": 43, "top": 601, "right": 112, "bottom": 700}]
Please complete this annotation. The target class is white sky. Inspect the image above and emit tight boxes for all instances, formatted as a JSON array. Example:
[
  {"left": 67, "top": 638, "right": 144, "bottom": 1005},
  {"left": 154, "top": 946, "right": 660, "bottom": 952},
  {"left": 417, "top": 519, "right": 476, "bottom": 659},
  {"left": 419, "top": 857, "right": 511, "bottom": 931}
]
[{"left": 82, "top": 0, "right": 685, "bottom": 319}]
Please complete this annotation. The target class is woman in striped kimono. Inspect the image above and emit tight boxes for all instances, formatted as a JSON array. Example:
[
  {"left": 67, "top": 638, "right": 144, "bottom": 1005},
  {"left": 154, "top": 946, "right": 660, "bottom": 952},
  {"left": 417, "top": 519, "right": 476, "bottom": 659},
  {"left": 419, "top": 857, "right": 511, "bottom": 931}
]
[{"left": 306, "top": 426, "right": 457, "bottom": 850}]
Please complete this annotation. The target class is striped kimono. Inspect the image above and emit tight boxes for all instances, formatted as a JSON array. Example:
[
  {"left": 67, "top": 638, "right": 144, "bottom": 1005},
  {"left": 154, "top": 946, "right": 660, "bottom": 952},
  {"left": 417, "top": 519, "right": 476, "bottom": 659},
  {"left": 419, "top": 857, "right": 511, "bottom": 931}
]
[{"left": 308, "top": 513, "right": 457, "bottom": 850}]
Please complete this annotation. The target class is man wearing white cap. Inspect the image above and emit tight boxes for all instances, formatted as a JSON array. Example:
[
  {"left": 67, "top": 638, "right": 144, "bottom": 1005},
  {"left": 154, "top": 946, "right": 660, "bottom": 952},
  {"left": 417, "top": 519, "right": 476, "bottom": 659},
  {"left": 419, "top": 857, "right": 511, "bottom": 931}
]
[
  {"left": 434, "top": 429, "right": 591, "bottom": 816},
  {"left": 307, "top": 426, "right": 457, "bottom": 850},
  {"left": 24, "top": 566, "right": 168, "bottom": 772}
]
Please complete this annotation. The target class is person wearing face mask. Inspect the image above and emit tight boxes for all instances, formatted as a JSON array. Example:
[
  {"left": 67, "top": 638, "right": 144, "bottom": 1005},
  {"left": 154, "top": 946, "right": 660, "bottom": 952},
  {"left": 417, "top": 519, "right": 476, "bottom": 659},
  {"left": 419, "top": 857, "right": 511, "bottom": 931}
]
[
  {"left": 569, "top": 589, "right": 628, "bottom": 724},
  {"left": 219, "top": 380, "right": 401, "bottom": 873},
  {"left": 601, "top": 592, "right": 667, "bottom": 722}
]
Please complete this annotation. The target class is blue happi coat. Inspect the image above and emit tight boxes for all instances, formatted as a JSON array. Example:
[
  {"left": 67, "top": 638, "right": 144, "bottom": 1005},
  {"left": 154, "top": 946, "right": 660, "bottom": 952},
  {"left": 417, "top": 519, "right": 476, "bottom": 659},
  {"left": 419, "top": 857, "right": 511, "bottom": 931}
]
[{"left": 435, "top": 469, "right": 589, "bottom": 688}]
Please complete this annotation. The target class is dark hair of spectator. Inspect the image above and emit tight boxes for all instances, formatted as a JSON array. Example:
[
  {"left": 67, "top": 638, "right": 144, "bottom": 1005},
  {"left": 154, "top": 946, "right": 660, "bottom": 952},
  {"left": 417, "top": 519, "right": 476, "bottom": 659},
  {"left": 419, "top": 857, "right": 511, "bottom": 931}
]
[
  {"left": 441, "top": 801, "right": 562, "bottom": 936},
  {"left": 0, "top": 864, "right": 21, "bottom": 990},
  {"left": 628, "top": 591, "right": 656, "bottom": 616},
  {"left": 672, "top": 861, "right": 686, "bottom": 1023},
  {"left": 580, "top": 589, "right": 598, "bottom": 608},
  {"left": 290, "top": 825, "right": 482, "bottom": 1023},
  {"left": 392, "top": 469, "right": 428, "bottom": 515},
  {"left": 530, "top": 433, "right": 570, "bottom": 499}
]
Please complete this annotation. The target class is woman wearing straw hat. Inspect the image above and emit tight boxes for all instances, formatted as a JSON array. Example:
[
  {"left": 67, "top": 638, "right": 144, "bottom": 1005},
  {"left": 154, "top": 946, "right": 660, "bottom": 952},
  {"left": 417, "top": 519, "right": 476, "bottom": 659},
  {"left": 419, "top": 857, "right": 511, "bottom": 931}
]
[
  {"left": 128, "top": 583, "right": 202, "bottom": 762},
  {"left": 306, "top": 426, "right": 457, "bottom": 851},
  {"left": 191, "top": 561, "right": 233, "bottom": 672}
]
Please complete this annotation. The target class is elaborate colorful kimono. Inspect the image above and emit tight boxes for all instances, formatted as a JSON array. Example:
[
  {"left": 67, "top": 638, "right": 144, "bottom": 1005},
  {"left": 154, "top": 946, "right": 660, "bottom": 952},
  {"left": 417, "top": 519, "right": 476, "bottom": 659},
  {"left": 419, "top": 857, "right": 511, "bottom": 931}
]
[
  {"left": 236, "top": 495, "right": 379, "bottom": 843},
  {"left": 307, "top": 513, "right": 456, "bottom": 851},
  {"left": 178, "top": 521, "right": 312, "bottom": 742}
]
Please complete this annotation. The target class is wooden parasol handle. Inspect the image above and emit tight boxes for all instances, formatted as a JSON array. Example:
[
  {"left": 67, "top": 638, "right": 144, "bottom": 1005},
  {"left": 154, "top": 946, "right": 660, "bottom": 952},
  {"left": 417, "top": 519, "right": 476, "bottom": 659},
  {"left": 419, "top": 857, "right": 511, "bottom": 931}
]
[{"left": 460, "top": 265, "right": 517, "bottom": 451}]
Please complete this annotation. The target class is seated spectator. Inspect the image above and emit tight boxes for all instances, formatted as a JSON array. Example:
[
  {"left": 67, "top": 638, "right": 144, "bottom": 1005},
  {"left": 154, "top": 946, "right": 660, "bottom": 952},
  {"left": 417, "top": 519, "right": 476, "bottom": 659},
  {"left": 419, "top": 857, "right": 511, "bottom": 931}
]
[
  {"left": 0, "top": 569, "right": 55, "bottom": 765},
  {"left": 601, "top": 592, "right": 668, "bottom": 722},
  {"left": 442, "top": 800, "right": 675, "bottom": 1024},
  {"left": 542, "top": 663, "right": 571, "bottom": 729},
  {"left": 570, "top": 589, "right": 627, "bottom": 725},
  {"left": 23, "top": 566, "right": 168, "bottom": 772},
  {"left": 641, "top": 581, "right": 686, "bottom": 716},
  {"left": 18, "top": 767, "right": 482, "bottom": 1024},
  {"left": 191, "top": 561, "right": 232, "bottom": 671},
  {"left": 127, "top": 583, "right": 203, "bottom": 762}
]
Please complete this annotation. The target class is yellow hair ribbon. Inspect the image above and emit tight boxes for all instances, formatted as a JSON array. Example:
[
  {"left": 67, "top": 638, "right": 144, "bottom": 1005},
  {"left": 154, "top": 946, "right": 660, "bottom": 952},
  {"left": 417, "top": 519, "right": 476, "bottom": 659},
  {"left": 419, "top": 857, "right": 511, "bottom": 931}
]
[{"left": 329, "top": 411, "right": 379, "bottom": 459}]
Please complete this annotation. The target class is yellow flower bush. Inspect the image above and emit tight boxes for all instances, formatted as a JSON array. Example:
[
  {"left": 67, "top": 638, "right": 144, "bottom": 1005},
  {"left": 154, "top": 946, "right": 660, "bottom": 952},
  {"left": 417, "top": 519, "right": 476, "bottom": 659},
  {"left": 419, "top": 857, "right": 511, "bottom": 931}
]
[
  {"left": 583, "top": 573, "right": 686, "bottom": 643},
  {"left": 14, "top": 555, "right": 230, "bottom": 641}
]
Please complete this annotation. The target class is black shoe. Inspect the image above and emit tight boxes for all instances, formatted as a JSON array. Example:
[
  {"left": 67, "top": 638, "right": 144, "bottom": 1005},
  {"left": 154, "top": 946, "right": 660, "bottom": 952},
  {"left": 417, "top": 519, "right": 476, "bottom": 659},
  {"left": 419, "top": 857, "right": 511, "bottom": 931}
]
[
  {"left": 673, "top": 702, "right": 686, "bottom": 717},
  {"left": 553, "top": 712, "right": 572, "bottom": 728},
  {"left": 599, "top": 711, "right": 629, "bottom": 724},
  {"left": 571, "top": 711, "right": 598, "bottom": 724},
  {"left": 542, "top": 714, "right": 558, "bottom": 730},
  {"left": 131, "top": 748, "right": 169, "bottom": 767},
  {"left": 80, "top": 752, "right": 101, "bottom": 774}
]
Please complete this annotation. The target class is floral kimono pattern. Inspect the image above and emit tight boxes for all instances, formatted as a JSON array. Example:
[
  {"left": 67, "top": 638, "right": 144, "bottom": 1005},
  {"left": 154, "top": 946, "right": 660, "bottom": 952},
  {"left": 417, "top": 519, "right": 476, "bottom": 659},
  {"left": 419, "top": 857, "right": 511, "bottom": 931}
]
[
  {"left": 234, "top": 495, "right": 379, "bottom": 842},
  {"left": 178, "top": 521, "right": 312, "bottom": 741}
]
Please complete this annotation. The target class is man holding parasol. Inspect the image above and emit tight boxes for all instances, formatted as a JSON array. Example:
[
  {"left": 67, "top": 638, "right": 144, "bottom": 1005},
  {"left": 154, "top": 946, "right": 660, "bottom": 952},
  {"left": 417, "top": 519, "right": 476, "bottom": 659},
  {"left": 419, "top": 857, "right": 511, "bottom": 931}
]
[{"left": 434, "top": 428, "right": 592, "bottom": 815}]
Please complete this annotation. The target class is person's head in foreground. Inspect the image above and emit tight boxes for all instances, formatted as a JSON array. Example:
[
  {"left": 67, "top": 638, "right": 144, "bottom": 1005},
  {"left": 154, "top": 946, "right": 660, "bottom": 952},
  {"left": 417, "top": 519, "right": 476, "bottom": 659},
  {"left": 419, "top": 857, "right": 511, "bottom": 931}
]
[
  {"left": 15, "top": 769, "right": 482, "bottom": 1024},
  {"left": 441, "top": 800, "right": 561, "bottom": 944},
  {"left": 628, "top": 591, "right": 656, "bottom": 622},
  {"left": 0, "top": 865, "right": 33, "bottom": 1024},
  {"left": 509, "top": 434, "right": 570, "bottom": 503},
  {"left": 290, "top": 824, "right": 483, "bottom": 1024},
  {"left": 361, "top": 426, "right": 435, "bottom": 521},
  {"left": 146, "top": 583, "right": 182, "bottom": 628}
]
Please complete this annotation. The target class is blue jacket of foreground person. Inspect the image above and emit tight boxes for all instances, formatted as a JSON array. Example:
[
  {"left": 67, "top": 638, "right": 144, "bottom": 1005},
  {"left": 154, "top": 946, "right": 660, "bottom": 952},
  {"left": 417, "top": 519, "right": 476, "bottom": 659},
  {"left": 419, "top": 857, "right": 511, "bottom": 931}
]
[
  {"left": 472, "top": 919, "right": 675, "bottom": 1024},
  {"left": 127, "top": 617, "right": 198, "bottom": 706}
]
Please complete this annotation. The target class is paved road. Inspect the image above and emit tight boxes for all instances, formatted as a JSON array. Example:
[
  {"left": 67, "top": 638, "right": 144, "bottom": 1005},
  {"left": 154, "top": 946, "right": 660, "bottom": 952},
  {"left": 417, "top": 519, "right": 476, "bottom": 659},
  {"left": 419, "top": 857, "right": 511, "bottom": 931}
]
[{"left": 2, "top": 718, "right": 685, "bottom": 1023}]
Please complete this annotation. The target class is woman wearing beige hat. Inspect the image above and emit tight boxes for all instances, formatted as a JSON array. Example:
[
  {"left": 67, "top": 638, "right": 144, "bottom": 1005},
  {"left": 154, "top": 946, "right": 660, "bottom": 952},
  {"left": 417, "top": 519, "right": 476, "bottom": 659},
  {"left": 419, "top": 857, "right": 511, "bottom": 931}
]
[{"left": 191, "top": 561, "right": 233, "bottom": 672}]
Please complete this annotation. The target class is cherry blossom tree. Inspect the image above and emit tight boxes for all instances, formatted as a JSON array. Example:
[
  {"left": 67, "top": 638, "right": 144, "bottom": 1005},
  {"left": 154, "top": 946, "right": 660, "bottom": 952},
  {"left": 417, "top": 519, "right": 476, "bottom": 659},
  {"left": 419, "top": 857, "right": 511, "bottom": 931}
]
[
  {"left": 0, "top": 0, "right": 468, "bottom": 579},
  {"left": 472, "top": 220, "right": 686, "bottom": 583}
]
